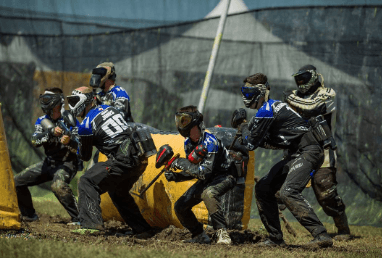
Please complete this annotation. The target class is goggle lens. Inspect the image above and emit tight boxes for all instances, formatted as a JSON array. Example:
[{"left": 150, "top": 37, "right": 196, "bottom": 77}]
[
  {"left": 241, "top": 86, "right": 261, "bottom": 100},
  {"left": 92, "top": 67, "right": 107, "bottom": 76},
  {"left": 294, "top": 72, "right": 312, "bottom": 85},
  {"left": 175, "top": 113, "right": 193, "bottom": 129}
]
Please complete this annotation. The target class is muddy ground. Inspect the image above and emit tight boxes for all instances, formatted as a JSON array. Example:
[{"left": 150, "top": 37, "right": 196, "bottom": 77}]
[
  {"left": 12, "top": 214, "right": 262, "bottom": 246},
  {"left": 1, "top": 214, "right": 358, "bottom": 255}
]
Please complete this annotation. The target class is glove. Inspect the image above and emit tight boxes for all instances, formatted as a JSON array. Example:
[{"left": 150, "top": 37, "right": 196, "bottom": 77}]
[
  {"left": 165, "top": 171, "right": 178, "bottom": 182},
  {"left": 231, "top": 108, "right": 247, "bottom": 128},
  {"left": 170, "top": 158, "right": 188, "bottom": 171},
  {"left": 188, "top": 144, "right": 207, "bottom": 164},
  {"left": 238, "top": 122, "right": 248, "bottom": 133},
  {"left": 60, "top": 135, "right": 70, "bottom": 145}
]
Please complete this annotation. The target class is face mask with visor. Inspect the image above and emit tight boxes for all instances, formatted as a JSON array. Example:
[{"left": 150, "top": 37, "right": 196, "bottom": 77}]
[
  {"left": 67, "top": 90, "right": 93, "bottom": 118},
  {"left": 39, "top": 93, "right": 63, "bottom": 116},
  {"left": 292, "top": 69, "right": 318, "bottom": 94},
  {"left": 175, "top": 111, "right": 202, "bottom": 137},
  {"left": 89, "top": 67, "right": 109, "bottom": 89},
  {"left": 241, "top": 85, "right": 265, "bottom": 108}
]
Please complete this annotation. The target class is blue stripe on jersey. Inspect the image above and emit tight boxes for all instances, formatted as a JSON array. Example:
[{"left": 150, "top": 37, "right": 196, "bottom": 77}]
[
  {"left": 256, "top": 99, "right": 277, "bottom": 118},
  {"left": 203, "top": 132, "right": 219, "bottom": 153},
  {"left": 78, "top": 105, "right": 109, "bottom": 136},
  {"left": 35, "top": 115, "right": 49, "bottom": 126},
  {"left": 184, "top": 132, "right": 219, "bottom": 154},
  {"left": 97, "top": 85, "right": 130, "bottom": 101}
]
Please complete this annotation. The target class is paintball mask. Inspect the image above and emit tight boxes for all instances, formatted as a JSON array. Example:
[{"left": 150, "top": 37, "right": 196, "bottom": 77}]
[
  {"left": 175, "top": 110, "right": 203, "bottom": 138},
  {"left": 39, "top": 91, "right": 64, "bottom": 116},
  {"left": 67, "top": 89, "right": 94, "bottom": 118},
  {"left": 292, "top": 65, "right": 319, "bottom": 94},
  {"left": 89, "top": 62, "right": 116, "bottom": 89},
  {"left": 241, "top": 82, "right": 269, "bottom": 109}
]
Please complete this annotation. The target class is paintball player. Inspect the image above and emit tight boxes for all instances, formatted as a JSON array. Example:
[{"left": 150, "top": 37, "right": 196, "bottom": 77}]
[
  {"left": 232, "top": 73, "right": 333, "bottom": 247},
  {"left": 14, "top": 88, "right": 80, "bottom": 225},
  {"left": 165, "top": 105, "right": 236, "bottom": 245},
  {"left": 89, "top": 62, "right": 134, "bottom": 122},
  {"left": 284, "top": 64, "right": 350, "bottom": 240},
  {"left": 67, "top": 86, "right": 155, "bottom": 237}
]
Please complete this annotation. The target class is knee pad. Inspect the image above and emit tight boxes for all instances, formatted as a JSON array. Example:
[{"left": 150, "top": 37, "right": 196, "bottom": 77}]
[
  {"left": 201, "top": 188, "right": 218, "bottom": 201},
  {"left": 279, "top": 186, "right": 294, "bottom": 204},
  {"left": 51, "top": 180, "right": 67, "bottom": 194}
]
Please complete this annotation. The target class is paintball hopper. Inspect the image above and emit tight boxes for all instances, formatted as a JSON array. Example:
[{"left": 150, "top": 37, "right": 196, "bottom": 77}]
[
  {"left": 155, "top": 144, "right": 174, "bottom": 169},
  {"left": 40, "top": 118, "right": 55, "bottom": 135},
  {"left": 62, "top": 110, "right": 77, "bottom": 127}
]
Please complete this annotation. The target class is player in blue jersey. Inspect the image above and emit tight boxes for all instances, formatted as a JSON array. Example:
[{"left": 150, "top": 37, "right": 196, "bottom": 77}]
[
  {"left": 89, "top": 62, "right": 134, "bottom": 122},
  {"left": 164, "top": 106, "right": 235, "bottom": 245},
  {"left": 232, "top": 73, "right": 332, "bottom": 247},
  {"left": 14, "top": 88, "right": 80, "bottom": 224},
  {"left": 67, "top": 86, "right": 155, "bottom": 237}
]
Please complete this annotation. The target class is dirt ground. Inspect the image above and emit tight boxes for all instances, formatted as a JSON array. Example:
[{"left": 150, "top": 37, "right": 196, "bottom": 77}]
[
  {"left": 2, "top": 214, "right": 362, "bottom": 255},
  {"left": 11, "top": 214, "right": 262, "bottom": 247}
]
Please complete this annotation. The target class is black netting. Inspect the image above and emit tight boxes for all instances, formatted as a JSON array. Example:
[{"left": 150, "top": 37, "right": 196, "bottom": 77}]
[{"left": 1, "top": 5, "right": 382, "bottom": 225}]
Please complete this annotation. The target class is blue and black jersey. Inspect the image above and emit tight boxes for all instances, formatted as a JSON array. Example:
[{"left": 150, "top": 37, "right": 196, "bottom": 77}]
[
  {"left": 244, "top": 99, "right": 310, "bottom": 151},
  {"left": 31, "top": 114, "right": 80, "bottom": 162},
  {"left": 179, "top": 131, "right": 229, "bottom": 181},
  {"left": 78, "top": 105, "right": 132, "bottom": 161},
  {"left": 97, "top": 85, "right": 134, "bottom": 122}
]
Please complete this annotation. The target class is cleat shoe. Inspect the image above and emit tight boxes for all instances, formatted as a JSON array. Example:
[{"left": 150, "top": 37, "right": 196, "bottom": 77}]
[
  {"left": 256, "top": 238, "right": 286, "bottom": 247},
  {"left": 306, "top": 232, "right": 333, "bottom": 248},
  {"left": 21, "top": 214, "right": 39, "bottom": 222},
  {"left": 71, "top": 228, "right": 100, "bottom": 235},
  {"left": 183, "top": 231, "right": 211, "bottom": 244},
  {"left": 333, "top": 230, "right": 351, "bottom": 241},
  {"left": 67, "top": 221, "right": 81, "bottom": 226},
  {"left": 333, "top": 213, "right": 351, "bottom": 241},
  {"left": 216, "top": 228, "right": 232, "bottom": 245}
]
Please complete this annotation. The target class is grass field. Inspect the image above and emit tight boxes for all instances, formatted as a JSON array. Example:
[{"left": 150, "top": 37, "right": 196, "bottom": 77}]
[{"left": 1, "top": 197, "right": 382, "bottom": 258}]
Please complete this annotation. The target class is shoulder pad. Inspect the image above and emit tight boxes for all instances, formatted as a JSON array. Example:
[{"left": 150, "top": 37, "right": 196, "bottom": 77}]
[
  {"left": 316, "top": 87, "right": 336, "bottom": 99},
  {"left": 256, "top": 100, "right": 276, "bottom": 118},
  {"left": 112, "top": 85, "right": 130, "bottom": 100}
]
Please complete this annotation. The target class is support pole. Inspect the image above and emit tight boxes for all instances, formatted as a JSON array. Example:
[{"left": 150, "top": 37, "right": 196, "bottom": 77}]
[{"left": 197, "top": 0, "right": 231, "bottom": 113}]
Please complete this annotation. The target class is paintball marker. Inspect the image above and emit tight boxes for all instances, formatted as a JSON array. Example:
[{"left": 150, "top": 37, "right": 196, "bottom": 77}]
[
  {"left": 58, "top": 110, "right": 81, "bottom": 153},
  {"left": 40, "top": 111, "right": 81, "bottom": 154},
  {"left": 130, "top": 144, "right": 179, "bottom": 199}
]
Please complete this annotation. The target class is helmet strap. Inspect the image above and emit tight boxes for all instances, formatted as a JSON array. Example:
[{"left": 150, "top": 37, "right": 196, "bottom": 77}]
[{"left": 318, "top": 73, "right": 325, "bottom": 88}]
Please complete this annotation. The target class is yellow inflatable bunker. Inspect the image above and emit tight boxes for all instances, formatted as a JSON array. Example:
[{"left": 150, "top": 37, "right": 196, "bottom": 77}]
[
  {"left": 0, "top": 104, "right": 21, "bottom": 229},
  {"left": 100, "top": 126, "right": 255, "bottom": 230}
]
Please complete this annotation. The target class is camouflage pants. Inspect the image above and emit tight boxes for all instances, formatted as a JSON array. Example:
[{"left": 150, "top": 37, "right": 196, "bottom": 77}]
[
  {"left": 255, "top": 145, "right": 327, "bottom": 241},
  {"left": 312, "top": 167, "right": 348, "bottom": 231},
  {"left": 77, "top": 155, "right": 152, "bottom": 232},
  {"left": 174, "top": 174, "right": 236, "bottom": 237},
  {"left": 14, "top": 159, "right": 79, "bottom": 221}
]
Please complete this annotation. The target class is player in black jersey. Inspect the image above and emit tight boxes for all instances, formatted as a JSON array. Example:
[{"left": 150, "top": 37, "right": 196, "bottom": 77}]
[
  {"left": 67, "top": 86, "right": 154, "bottom": 237},
  {"left": 232, "top": 73, "right": 333, "bottom": 247},
  {"left": 14, "top": 88, "right": 80, "bottom": 224}
]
